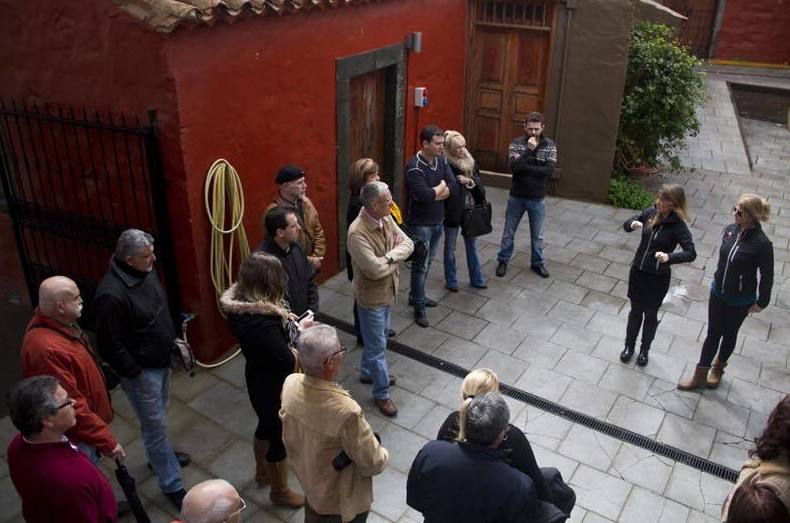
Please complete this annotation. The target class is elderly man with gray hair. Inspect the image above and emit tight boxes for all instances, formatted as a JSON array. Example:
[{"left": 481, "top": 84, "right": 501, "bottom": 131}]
[
  {"left": 94, "top": 229, "right": 189, "bottom": 509},
  {"left": 407, "top": 392, "right": 564, "bottom": 523},
  {"left": 280, "top": 324, "right": 389, "bottom": 522},
  {"left": 347, "top": 181, "right": 413, "bottom": 417}
]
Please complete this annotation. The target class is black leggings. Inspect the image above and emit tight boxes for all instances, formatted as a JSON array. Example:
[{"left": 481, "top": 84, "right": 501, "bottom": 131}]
[
  {"left": 699, "top": 291, "right": 751, "bottom": 366},
  {"left": 625, "top": 301, "right": 660, "bottom": 349}
]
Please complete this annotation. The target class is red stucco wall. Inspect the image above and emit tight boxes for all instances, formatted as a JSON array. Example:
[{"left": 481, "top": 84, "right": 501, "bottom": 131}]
[
  {"left": 0, "top": 1, "right": 197, "bottom": 345},
  {"left": 1, "top": 0, "right": 467, "bottom": 362},
  {"left": 163, "top": 0, "right": 468, "bottom": 360},
  {"left": 713, "top": 0, "right": 790, "bottom": 64}
]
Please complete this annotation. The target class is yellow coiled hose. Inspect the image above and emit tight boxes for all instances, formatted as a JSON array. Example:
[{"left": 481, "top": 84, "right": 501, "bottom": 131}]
[{"left": 194, "top": 158, "right": 251, "bottom": 368}]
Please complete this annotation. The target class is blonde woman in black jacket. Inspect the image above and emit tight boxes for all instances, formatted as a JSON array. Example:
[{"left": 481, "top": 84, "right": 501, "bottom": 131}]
[
  {"left": 622, "top": 184, "right": 696, "bottom": 366},
  {"left": 679, "top": 194, "right": 773, "bottom": 391}
]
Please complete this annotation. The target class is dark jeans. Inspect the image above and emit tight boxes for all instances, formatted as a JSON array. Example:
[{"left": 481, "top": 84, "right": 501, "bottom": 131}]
[
  {"left": 625, "top": 301, "right": 660, "bottom": 349},
  {"left": 304, "top": 501, "right": 368, "bottom": 523},
  {"left": 699, "top": 291, "right": 751, "bottom": 366}
]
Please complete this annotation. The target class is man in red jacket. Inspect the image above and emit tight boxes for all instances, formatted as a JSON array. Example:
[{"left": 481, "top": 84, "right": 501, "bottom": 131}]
[{"left": 20, "top": 276, "right": 125, "bottom": 463}]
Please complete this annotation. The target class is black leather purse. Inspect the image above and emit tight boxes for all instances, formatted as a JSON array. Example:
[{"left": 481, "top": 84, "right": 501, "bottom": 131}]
[{"left": 461, "top": 191, "right": 492, "bottom": 238}]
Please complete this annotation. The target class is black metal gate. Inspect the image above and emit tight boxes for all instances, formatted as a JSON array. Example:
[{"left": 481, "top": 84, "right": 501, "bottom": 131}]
[{"left": 0, "top": 100, "right": 181, "bottom": 328}]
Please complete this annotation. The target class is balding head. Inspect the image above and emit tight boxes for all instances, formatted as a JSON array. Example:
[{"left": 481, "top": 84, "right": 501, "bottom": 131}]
[
  {"left": 38, "top": 277, "right": 82, "bottom": 324},
  {"left": 181, "top": 479, "right": 242, "bottom": 523}
]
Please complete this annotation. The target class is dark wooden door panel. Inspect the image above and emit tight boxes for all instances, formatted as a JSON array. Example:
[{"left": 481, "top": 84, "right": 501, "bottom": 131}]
[
  {"left": 466, "top": 0, "right": 552, "bottom": 172},
  {"left": 349, "top": 69, "right": 386, "bottom": 172}
]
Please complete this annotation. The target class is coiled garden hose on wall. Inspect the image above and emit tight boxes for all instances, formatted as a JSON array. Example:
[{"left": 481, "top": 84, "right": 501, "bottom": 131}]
[{"left": 191, "top": 158, "right": 252, "bottom": 368}]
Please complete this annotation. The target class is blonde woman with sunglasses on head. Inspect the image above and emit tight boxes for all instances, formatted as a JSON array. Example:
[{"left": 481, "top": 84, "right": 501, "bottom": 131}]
[{"left": 679, "top": 194, "right": 774, "bottom": 391}]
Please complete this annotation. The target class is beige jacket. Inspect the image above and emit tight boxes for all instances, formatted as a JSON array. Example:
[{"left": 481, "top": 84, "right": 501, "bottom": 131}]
[
  {"left": 347, "top": 210, "right": 414, "bottom": 308},
  {"left": 280, "top": 374, "right": 388, "bottom": 521},
  {"left": 265, "top": 195, "right": 326, "bottom": 258},
  {"left": 720, "top": 452, "right": 790, "bottom": 521}
]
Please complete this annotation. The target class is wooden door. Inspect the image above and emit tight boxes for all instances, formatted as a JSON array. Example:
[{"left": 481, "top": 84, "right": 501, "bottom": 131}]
[
  {"left": 466, "top": 0, "right": 553, "bottom": 173},
  {"left": 349, "top": 69, "right": 387, "bottom": 181},
  {"left": 660, "top": 0, "right": 717, "bottom": 58}
]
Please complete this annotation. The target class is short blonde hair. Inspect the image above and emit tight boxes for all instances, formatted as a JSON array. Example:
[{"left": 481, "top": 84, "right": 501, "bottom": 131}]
[
  {"left": 737, "top": 194, "right": 771, "bottom": 225},
  {"left": 457, "top": 368, "right": 500, "bottom": 442},
  {"left": 461, "top": 368, "right": 500, "bottom": 399}
]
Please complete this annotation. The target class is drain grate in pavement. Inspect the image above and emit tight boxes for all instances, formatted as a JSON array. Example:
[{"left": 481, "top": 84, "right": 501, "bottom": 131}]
[{"left": 317, "top": 313, "right": 739, "bottom": 483}]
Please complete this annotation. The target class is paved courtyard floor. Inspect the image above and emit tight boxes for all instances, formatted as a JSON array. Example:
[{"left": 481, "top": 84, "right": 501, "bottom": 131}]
[{"left": 0, "top": 66, "right": 788, "bottom": 523}]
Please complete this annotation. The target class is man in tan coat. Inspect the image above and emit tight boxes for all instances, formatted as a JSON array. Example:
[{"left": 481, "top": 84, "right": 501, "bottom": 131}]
[
  {"left": 280, "top": 324, "right": 389, "bottom": 523},
  {"left": 347, "top": 181, "right": 414, "bottom": 417},
  {"left": 265, "top": 165, "right": 326, "bottom": 270}
]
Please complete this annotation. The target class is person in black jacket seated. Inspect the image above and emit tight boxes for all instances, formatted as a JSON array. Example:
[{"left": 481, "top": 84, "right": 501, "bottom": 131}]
[
  {"left": 621, "top": 184, "right": 696, "bottom": 366},
  {"left": 346, "top": 158, "right": 397, "bottom": 344},
  {"left": 436, "top": 368, "right": 552, "bottom": 502},
  {"left": 219, "top": 252, "right": 305, "bottom": 508},
  {"left": 442, "top": 131, "right": 487, "bottom": 291},
  {"left": 679, "top": 194, "right": 773, "bottom": 391},
  {"left": 496, "top": 111, "right": 556, "bottom": 279},
  {"left": 408, "top": 392, "right": 566, "bottom": 523},
  {"left": 94, "top": 229, "right": 189, "bottom": 509},
  {"left": 258, "top": 206, "right": 318, "bottom": 316}
]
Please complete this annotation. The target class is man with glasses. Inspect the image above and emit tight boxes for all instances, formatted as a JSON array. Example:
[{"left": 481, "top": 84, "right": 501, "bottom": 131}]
[
  {"left": 347, "top": 181, "right": 414, "bottom": 417},
  {"left": 20, "top": 276, "right": 125, "bottom": 465},
  {"left": 280, "top": 324, "right": 389, "bottom": 522},
  {"left": 7, "top": 375, "right": 118, "bottom": 522},
  {"left": 179, "top": 479, "right": 245, "bottom": 523}
]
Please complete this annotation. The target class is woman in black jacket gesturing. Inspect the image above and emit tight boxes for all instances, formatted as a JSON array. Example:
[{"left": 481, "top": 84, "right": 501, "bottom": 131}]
[
  {"left": 679, "top": 194, "right": 773, "bottom": 391},
  {"left": 622, "top": 184, "right": 696, "bottom": 366},
  {"left": 220, "top": 252, "right": 304, "bottom": 508}
]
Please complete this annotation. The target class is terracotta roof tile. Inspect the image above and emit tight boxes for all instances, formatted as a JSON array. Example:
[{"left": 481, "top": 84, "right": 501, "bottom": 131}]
[{"left": 114, "top": 0, "right": 376, "bottom": 33}]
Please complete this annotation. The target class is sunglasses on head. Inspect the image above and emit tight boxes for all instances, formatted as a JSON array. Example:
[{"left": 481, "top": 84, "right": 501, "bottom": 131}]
[{"left": 732, "top": 206, "right": 743, "bottom": 217}]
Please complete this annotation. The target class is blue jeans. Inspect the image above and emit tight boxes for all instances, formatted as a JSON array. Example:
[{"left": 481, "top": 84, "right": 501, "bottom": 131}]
[
  {"left": 497, "top": 196, "right": 545, "bottom": 266},
  {"left": 357, "top": 305, "right": 391, "bottom": 400},
  {"left": 121, "top": 368, "right": 183, "bottom": 494},
  {"left": 408, "top": 223, "right": 443, "bottom": 311},
  {"left": 75, "top": 441, "right": 101, "bottom": 465},
  {"left": 444, "top": 226, "right": 485, "bottom": 288}
]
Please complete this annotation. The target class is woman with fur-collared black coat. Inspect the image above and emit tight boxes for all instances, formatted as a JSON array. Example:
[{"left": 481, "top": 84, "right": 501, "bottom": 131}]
[
  {"left": 622, "top": 184, "right": 696, "bottom": 366},
  {"left": 220, "top": 252, "right": 304, "bottom": 509},
  {"left": 679, "top": 194, "right": 773, "bottom": 391}
]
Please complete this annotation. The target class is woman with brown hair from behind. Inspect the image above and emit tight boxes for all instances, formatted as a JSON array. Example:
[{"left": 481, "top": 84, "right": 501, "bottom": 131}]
[{"left": 721, "top": 395, "right": 790, "bottom": 522}]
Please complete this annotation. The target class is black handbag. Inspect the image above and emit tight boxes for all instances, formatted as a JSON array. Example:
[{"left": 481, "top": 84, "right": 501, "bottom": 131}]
[
  {"left": 461, "top": 190, "right": 493, "bottom": 238},
  {"left": 541, "top": 467, "right": 576, "bottom": 517},
  {"left": 404, "top": 228, "right": 429, "bottom": 267}
]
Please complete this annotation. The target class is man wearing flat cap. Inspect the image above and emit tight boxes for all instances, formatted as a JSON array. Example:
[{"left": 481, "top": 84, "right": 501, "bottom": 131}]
[{"left": 265, "top": 165, "right": 326, "bottom": 270}]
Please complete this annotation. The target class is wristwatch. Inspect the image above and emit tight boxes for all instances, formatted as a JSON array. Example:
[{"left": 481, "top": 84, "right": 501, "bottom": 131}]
[{"left": 385, "top": 255, "right": 394, "bottom": 265}]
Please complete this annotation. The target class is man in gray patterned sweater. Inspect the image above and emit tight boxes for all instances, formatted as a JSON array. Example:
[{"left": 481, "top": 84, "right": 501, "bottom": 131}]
[{"left": 496, "top": 111, "right": 557, "bottom": 279}]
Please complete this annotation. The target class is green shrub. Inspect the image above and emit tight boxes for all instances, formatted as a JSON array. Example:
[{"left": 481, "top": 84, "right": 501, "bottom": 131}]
[
  {"left": 608, "top": 176, "right": 655, "bottom": 209},
  {"left": 615, "top": 22, "right": 706, "bottom": 172}
]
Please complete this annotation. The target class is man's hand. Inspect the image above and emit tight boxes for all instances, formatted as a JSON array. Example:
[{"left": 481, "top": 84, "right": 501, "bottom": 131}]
[
  {"left": 434, "top": 180, "right": 450, "bottom": 201},
  {"left": 527, "top": 136, "right": 539, "bottom": 150},
  {"left": 748, "top": 304, "right": 763, "bottom": 314},
  {"left": 108, "top": 444, "right": 126, "bottom": 462},
  {"left": 654, "top": 252, "right": 669, "bottom": 263},
  {"left": 308, "top": 256, "right": 323, "bottom": 270},
  {"left": 631, "top": 221, "right": 643, "bottom": 230}
]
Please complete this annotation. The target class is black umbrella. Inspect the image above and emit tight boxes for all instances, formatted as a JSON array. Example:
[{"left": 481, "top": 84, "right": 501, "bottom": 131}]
[{"left": 115, "top": 459, "right": 152, "bottom": 523}]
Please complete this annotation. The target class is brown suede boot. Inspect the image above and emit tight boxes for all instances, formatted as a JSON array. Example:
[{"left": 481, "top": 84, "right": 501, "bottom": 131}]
[
  {"left": 265, "top": 459, "right": 305, "bottom": 508},
  {"left": 253, "top": 439, "right": 270, "bottom": 487},
  {"left": 707, "top": 358, "right": 728, "bottom": 388},
  {"left": 678, "top": 365, "right": 710, "bottom": 391}
]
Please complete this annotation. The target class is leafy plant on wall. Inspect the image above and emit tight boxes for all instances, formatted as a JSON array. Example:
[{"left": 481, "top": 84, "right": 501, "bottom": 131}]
[{"left": 615, "top": 22, "right": 706, "bottom": 173}]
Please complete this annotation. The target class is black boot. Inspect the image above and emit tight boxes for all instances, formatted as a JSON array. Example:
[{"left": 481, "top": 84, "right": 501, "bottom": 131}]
[
  {"left": 637, "top": 315, "right": 660, "bottom": 367},
  {"left": 622, "top": 308, "right": 641, "bottom": 363},
  {"left": 620, "top": 345, "right": 635, "bottom": 363}
]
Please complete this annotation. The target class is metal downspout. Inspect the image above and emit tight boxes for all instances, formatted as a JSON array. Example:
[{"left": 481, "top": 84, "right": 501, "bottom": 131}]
[{"left": 554, "top": 0, "right": 577, "bottom": 147}]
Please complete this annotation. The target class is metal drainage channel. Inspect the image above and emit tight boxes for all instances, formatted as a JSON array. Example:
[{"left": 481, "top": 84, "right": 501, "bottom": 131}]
[{"left": 317, "top": 313, "right": 739, "bottom": 484}]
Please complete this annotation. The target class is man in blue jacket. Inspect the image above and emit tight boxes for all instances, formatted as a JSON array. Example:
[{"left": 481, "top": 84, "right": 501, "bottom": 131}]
[
  {"left": 407, "top": 392, "right": 563, "bottom": 523},
  {"left": 405, "top": 125, "right": 457, "bottom": 328},
  {"left": 497, "top": 112, "right": 557, "bottom": 279}
]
